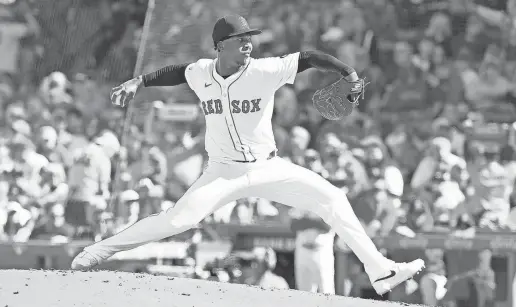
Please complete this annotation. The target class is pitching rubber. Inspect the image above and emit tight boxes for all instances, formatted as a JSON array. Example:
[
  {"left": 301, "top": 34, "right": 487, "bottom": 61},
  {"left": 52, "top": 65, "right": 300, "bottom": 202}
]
[{"left": 0, "top": 269, "right": 426, "bottom": 307}]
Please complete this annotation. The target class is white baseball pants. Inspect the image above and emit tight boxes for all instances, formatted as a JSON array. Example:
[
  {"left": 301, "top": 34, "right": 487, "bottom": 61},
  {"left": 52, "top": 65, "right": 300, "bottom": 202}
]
[{"left": 86, "top": 157, "right": 393, "bottom": 276}]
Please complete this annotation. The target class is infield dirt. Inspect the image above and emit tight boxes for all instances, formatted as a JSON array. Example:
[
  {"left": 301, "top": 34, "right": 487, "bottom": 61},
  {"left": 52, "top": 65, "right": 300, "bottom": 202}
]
[{"left": 0, "top": 269, "right": 423, "bottom": 307}]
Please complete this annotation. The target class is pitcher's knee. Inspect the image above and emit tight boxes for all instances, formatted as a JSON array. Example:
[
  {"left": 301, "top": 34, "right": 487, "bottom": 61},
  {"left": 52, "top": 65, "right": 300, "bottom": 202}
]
[
  {"left": 166, "top": 209, "right": 204, "bottom": 230},
  {"left": 315, "top": 192, "right": 354, "bottom": 222},
  {"left": 326, "top": 190, "right": 351, "bottom": 207},
  {"left": 169, "top": 219, "right": 199, "bottom": 230}
]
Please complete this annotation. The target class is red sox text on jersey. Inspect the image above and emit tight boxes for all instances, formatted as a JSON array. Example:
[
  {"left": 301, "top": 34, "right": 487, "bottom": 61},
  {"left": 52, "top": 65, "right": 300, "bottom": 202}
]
[{"left": 201, "top": 99, "right": 262, "bottom": 115}]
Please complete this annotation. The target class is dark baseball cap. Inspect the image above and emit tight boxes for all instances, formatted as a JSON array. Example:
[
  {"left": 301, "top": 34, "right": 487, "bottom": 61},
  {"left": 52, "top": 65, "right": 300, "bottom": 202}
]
[{"left": 212, "top": 14, "right": 262, "bottom": 46}]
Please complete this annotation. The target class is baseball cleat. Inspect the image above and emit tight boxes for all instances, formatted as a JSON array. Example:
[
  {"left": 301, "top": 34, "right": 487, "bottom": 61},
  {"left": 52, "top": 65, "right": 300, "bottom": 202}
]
[
  {"left": 372, "top": 259, "right": 425, "bottom": 295},
  {"left": 71, "top": 250, "right": 101, "bottom": 271}
]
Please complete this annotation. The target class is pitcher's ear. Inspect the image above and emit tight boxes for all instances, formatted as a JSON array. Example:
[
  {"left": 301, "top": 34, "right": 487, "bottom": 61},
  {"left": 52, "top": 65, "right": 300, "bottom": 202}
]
[{"left": 216, "top": 41, "right": 224, "bottom": 52}]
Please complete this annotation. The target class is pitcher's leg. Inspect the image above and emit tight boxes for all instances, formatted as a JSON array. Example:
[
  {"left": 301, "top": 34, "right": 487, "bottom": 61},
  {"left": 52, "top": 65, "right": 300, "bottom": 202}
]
[
  {"left": 248, "top": 158, "right": 391, "bottom": 275},
  {"left": 248, "top": 158, "right": 424, "bottom": 294},
  {"left": 72, "top": 163, "right": 247, "bottom": 269}
]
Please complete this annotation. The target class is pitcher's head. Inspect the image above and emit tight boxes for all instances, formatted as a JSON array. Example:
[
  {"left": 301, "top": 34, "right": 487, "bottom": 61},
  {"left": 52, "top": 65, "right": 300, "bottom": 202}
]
[{"left": 212, "top": 15, "right": 261, "bottom": 66}]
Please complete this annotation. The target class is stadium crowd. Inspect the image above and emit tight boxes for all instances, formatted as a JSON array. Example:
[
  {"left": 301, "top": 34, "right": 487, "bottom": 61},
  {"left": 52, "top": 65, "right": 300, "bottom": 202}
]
[{"left": 0, "top": 0, "right": 516, "bottom": 305}]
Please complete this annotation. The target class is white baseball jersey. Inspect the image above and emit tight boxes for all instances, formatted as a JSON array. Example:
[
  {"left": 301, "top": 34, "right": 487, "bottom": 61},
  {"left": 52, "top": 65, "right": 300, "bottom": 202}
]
[{"left": 184, "top": 52, "right": 300, "bottom": 162}]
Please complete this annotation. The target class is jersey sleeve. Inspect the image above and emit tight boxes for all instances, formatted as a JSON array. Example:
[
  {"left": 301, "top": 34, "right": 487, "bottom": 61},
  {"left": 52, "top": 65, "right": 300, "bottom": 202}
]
[
  {"left": 256, "top": 52, "right": 300, "bottom": 90},
  {"left": 184, "top": 59, "right": 213, "bottom": 91}
]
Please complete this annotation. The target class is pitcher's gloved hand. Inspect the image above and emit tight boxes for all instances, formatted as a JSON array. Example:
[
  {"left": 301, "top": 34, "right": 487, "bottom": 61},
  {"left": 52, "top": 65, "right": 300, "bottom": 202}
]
[
  {"left": 312, "top": 77, "right": 369, "bottom": 120},
  {"left": 110, "top": 76, "right": 143, "bottom": 107}
]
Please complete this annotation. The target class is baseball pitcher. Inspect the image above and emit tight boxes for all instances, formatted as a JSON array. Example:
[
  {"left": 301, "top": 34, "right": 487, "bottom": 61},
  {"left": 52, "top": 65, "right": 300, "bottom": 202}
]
[{"left": 71, "top": 15, "right": 424, "bottom": 295}]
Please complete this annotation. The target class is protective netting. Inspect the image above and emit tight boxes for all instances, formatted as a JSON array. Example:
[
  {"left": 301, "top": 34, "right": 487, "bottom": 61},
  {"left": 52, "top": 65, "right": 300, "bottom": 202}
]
[
  {"left": 30, "top": 0, "right": 138, "bottom": 84},
  {"left": 133, "top": 0, "right": 260, "bottom": 107}
]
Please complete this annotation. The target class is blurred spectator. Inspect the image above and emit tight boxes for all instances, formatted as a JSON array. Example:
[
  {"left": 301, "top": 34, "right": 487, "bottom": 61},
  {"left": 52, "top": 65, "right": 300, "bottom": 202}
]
[
  {"left": 35, "top": 163, "right": 68, "bottom": 210},
  {"left": 55, "top": 106, "right": 89, "bottom": 168},
  {"left": 274, "top": 86, "right": 299, "bottom": 129},
  {"left": 1, "top": 201, "right": 34, "bottom": 242},
  {"left": 412, "top": 36, "right": 435, "bottom": 74},
  {"left": 426, "top": 13, "right": 453, "bottom": 54},
  {"left": 444, "top": 249, "right": 495, "bottom": 307},
  {"left": 411, "top": 137, "right": 467, "bottom": 190},
  {"left": 232, "top": 247, "right": 289, "bottom": 290},
  {"left": 287, "top": 126, "right": 311, "bottom": 166},
  {"left": 66, "top": 130, "right": 119, "bottom": 238},
  {"left": 9, "top": 134, "right": 49, "bottom": 201},
  {"left": 385, "top": 124, "right": 423, "bottom": 178},
  {"left": 411, "top": 137, "right": 468, "bottom": 229},
  {"left": 304, "top": 149, "right": 327, "bottom": 177},
  {"left": 290, "top": 207, "right": 335, "bottom": 294},
  {"left": 30, "top": 203, "right": 74, "bottom": 241},
  {"left": 317, "top": 133, "right": 368, "bottom": 196},
  {"left": 36, "top": 126, "right": 65, "bottom": 163},
  {"left": 427, "top": 44, "right": 464, "bottom": 107},
  {"left": 360, "top": 136, "right": 404, "bottom": 235},
  {"left": 133, "top": 178, "right": 164, "bottom": 220},
  {"left": 419, "top": 249, "right": 448, "bottom": 306},
  {"left": 0, "top": 0, "right": 40, "bottom": 82},
  {"left": 469, "top": 146, "right": 512, "bottom": 229},
  {"left": 129, "top": 142, "right": 168, "bottom": 188},
  {"left": 462, "top": 49, "right": 514, "bottom": 120}
]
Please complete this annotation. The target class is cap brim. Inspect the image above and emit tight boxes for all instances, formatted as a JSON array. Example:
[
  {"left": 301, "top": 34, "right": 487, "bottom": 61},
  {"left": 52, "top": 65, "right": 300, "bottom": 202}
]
[{"left": 227, "top": 29, "right": 262, "bottom": 39}]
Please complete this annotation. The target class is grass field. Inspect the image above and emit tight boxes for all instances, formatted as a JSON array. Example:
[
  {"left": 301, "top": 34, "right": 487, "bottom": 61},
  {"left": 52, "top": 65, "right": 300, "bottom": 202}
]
[{"left": 0, "top": 269, "right": 424, "bottom": 307}]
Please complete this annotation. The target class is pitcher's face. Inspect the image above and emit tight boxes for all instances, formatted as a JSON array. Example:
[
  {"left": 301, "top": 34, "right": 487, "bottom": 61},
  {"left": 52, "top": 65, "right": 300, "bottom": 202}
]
[{"left": 221, "top": 35, "right": 253, "bottom": 66}]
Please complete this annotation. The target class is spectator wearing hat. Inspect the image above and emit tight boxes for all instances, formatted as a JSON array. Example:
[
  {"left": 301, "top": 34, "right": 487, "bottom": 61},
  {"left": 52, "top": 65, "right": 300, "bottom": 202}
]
[{"left": 66, "top": 130, "right": 120, "bottom": 237}]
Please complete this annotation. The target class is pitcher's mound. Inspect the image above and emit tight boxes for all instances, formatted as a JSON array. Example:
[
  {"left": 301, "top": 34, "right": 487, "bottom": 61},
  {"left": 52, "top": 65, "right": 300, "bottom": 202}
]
[{"left": 0, "top": 269, "right": 420, "bottom": 307}]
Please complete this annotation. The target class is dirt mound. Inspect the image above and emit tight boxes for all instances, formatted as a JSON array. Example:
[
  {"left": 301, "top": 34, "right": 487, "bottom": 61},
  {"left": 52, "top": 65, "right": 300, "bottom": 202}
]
[{"left": 0, "top": 269, "right": 420, "bottom": 307}]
